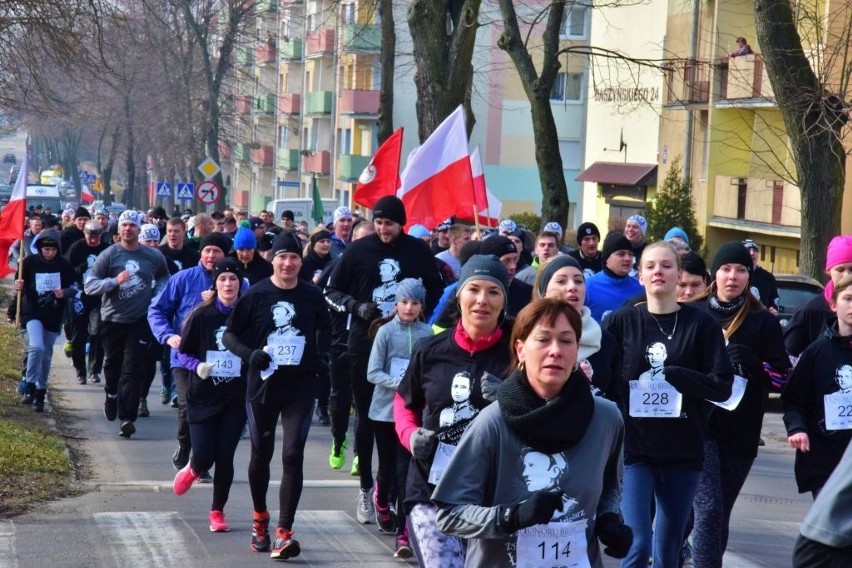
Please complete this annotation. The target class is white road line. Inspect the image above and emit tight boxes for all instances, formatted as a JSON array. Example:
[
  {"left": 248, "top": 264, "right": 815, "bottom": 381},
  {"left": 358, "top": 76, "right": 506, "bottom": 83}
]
[
  {"left": 93, "top": 512, "right": 204, "bottom": 568},
  {"left": 296, "top": 510, "right": 409, "bottom": 565},
  {"left": 0, "top": 520, "right": 18, "bottom": 568},
  {"left": 88, "top": 479, "right": 361, "bottom": 490}
]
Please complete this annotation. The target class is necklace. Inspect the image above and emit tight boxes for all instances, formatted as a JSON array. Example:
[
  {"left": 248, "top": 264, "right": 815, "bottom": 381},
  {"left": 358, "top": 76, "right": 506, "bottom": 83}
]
[{"left": 648, "top": 309, "right": 679, "bottom": 340}]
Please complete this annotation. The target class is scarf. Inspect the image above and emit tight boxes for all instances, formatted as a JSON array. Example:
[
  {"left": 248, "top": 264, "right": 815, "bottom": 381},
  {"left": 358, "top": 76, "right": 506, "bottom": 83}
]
[
  {"left": 454, "top": 321, "right": 503, "bottom": 354},
  {"left": 708, "top": 293, "right": 745, "bottom": 316},
  {"left": 578, "top": 306, "right": 602, "bottom": 361},
  {"left": 498, "top": 368, "right": 595, "bottom": 454}
]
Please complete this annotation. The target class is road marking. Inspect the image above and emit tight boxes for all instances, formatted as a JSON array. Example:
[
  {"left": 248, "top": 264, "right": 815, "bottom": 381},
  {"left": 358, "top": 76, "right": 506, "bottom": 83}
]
[
  {"left": 88, "top": 479, "right": 361, "bottom": 491},
  {"left": 93, "top": 512, "right": 205, "bottom": 567},
  {"left": 0, "top": 521, "right": 18, "bottom": 568},
  {"left": 295, "top": 510, "right": 409, "bottom": 565}
]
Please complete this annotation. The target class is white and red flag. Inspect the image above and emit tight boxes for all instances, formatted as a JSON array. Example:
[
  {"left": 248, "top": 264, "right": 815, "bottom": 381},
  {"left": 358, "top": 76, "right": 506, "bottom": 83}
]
[
  {"left": 0, "top": 152, "right": 28, "bottom": 278},
  {"left": 353, "top": 127, "right": 403, "bottom": 209},
  {"left": 470, "top": 146, "right": 501, "bottom": 228}
]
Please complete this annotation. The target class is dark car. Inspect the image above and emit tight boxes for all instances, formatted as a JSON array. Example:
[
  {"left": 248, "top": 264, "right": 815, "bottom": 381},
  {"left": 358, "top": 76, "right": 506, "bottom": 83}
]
[
  {"left": 775, "top": 274, "right": 824, "bottom": 330},
  {"left": 2, "top": 153, "right": 15, "bottom": 164}
]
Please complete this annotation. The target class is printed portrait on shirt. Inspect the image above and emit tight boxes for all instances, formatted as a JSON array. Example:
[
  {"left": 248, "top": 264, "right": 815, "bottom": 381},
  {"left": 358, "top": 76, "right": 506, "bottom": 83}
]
[
  {"left": 521, "top": 449, "right": 582, "bottom": 523},
  {"left": 214, "top": 326, "right": 227, "bottom": 350},
  {"left": 836, "top": 364, "right": 852, "bottom": 393},
  {"left": 439, "top": 371, "right": 479, "bottom": 428},
  {"left": 269, "top": 300, "right": 301, "bottom": 337},
  {"left": 373, "top": 258, "right": 400, "bottom": 316},
  {"left": 638, "top": 342, "right": 667, "bottom": 381}
]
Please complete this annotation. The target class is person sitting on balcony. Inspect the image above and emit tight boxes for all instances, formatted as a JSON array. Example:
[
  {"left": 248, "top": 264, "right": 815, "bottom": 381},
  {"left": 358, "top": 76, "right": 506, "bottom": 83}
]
[{"left": 730, "top": 37, "right": 753, "bottom": 58}]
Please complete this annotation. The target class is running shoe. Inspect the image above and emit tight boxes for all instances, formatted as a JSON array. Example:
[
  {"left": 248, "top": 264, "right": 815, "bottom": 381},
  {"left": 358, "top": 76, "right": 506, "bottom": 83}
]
[
  {"left": 315, "top": 405, "right": 330, "bottom": 426},
  {"left": 89, "top": 373, "right": 101, "bottom": 384},
  {"left": 160, "top": 386, "right": 170, "bottom": 405},
  {"left": 119, "top": 420, "right": 135, "bottom": 438},
  {"left": 173, "top": 463, "right": 199, "bottom": 495},
  {"left": 270, "top": 528, "right": 301, "bottom": 560},
  {"left": 373, "top": 481, "right": 396, "bottom": 533},
  {"left": 356, "top": 487, "right": 374, "bottom": 524},
  {"left": 104, "top": 394, "right": 117, "bottom": 421},
  {"left": 170, "top": 395, "right": 179, "bottom": 408},
  {"left": 138, "top": 398, "right": 149, "bottom": 417},
  {"left": 172, "top": 444, "right": 190, "bottom": 470},
  {"left": 250, "top": 511, "right": 271, "bottom": 552},
  {"left": 350, "top": 455, "right": 360, "bottom": 477},
  {"left": 209, "top": 510, "right": 230, "bottom": 532},
  {"left": 63, "top": 341, "right": 72, "bottom": 358},
  {"left": 394, "top": 534, "right": 413, "bottom": 559},
  {"left": 198, "top": 471, "right": 213, "bottom": 483},
  {"left": 76, "top": 372, "right": 87, "bottom": 385},
  {"left": 329, "top": 435, "right": 347, "bottom": 470}
]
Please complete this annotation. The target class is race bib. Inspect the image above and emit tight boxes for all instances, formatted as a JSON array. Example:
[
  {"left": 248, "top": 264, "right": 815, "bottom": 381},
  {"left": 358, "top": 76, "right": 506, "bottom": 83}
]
[
  {"left": 267, "top": 335, "right": 306, "bottom": 366},
  {"left": 35, "top": 272, "right": 60, "bottom": 294},
  {"left": 427, "top": 441, "right": 456, "bottom": 485},
  {"left": 206, "top": 350, "right": 241, "bottom": 378},
  {"left": 823, "top": 391, "right": 852, "bottom": 431},
  {"left": 389, "top": 357, "right": 409, "bottom": 382},
  {"left": 711, "top": 375, "right": 747, "bottom": 411},
  {"left": 629, "top": 379, "right": 682, "bottom": 418},
  {"left": 516, "top": 520, "right": 591, "bottom": 568}
]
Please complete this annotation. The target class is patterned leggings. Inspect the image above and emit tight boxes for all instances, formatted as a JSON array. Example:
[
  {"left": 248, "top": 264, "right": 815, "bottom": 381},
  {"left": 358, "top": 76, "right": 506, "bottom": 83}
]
[{"left": 409, "top": 503, "right": 464, "bottom": 567}]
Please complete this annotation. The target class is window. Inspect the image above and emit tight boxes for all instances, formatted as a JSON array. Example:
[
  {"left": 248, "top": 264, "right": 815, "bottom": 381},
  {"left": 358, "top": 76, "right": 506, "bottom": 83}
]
[
  {"left": 342, "top": 3, "right": 355, "bottom": 24},
  {"left": 278, "top": 126, "right": 289, "bottom": 148},
  {"left": 560, "top": 6, "right": 587, "bottom": 39},
  {"left": 550, "top": 73, "right": 584, "bottom": 102},
  {"left": 558, "top": 140, "right": 581, "bottom": 170}
]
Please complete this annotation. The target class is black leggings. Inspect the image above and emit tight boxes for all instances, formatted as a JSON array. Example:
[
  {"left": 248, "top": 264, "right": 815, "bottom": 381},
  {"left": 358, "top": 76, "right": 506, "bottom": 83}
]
[
  {"left": 350, "top": 351, "right": 375, "bottom": 491},
  {"left": 329, "top": 347, "right": 352, "bottom": 443},
  {"left": 374, "top": 420, "right": 410, "bottom": 536},
  {"left": 101, "top": 320, "right": 155, "bottom": 422},
  {"left": 247, "top": 396, "right": 313, "bottom": 530},
  {"left": 188, "top": 401, "right": 247, "bottom": 511}
]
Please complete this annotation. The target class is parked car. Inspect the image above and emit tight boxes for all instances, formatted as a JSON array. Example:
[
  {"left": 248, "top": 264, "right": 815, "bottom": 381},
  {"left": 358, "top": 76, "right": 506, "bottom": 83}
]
[
  {"left": 0, "top": 183, "right": 11, "bottom": 204},
  {"left": 775, "top": 274, "right": 824, "bottom": 329},
  {"left": 2, "top": 153, "right": 15, "bottom": 164}
]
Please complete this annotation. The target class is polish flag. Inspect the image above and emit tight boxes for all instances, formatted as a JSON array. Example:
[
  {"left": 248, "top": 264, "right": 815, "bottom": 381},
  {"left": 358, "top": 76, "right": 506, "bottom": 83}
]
[
  {"left": 81, "top": 184, "right": 95, "bottom": 204},
  {"left": 354, "top": 128, "right": 403, "bottom": 209},
  {"left": 398, "top": 105, "right": 475, "bottom": 229},
  {"left": 470, "top": 146, "right": 501, "bottom": 228},
  {"left": 0, "top": 153, "right": 28, "bottom": 278}
]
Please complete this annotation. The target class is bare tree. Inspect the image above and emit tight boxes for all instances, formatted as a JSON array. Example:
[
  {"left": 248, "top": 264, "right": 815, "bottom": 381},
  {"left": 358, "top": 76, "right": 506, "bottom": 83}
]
[{"left": 377, "top": 0, "right": 396, "bottom": 144}]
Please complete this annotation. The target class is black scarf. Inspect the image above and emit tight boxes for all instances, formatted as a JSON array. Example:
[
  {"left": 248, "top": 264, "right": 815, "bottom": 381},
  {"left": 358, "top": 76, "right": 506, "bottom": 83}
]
[
  {"left": 708, "top": 293, "right": 745, "bottom": 316},
  {"left": 498, "top": 368, "right": 595, "bottom": 454}
]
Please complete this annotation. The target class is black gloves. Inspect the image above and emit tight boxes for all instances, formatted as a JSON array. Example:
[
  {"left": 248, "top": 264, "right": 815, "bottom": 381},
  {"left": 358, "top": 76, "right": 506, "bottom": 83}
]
[
  {"left": 480, "top": 372, "right": 502, "bottom": 402},
  {"left": 353, "top": 301, "right": 379, "bottom": 321},
  {"left": 409, "top": 428, "right": 436, "bottom": 460},
  {"left": 249, "top": 349, "right": 272, "bottom": 370},
  {"left": 595, "top": 512, "right": 633, "bottom": 558},
  {"left": 727, "top": 343, "right": 763, "bottom": 381},
  {"left": 498, "top": 490, "right": 565, "bottom": 534}
]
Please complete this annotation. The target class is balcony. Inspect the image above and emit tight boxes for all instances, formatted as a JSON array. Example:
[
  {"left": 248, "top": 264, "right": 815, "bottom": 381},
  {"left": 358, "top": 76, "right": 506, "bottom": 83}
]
[
  {"left": 255, "top": 43, "right": 277, "bottom": 65},
  {"left": 341, "top": 23, "right": 380, "bottom": 52},
  {"left": 339, "top": 89, "right": 379, "bottom": 115},
  {"left": 279, "top": 37, "right": 302, "bottom": 60},
  {"left": 234, "top": 47, "right": 254, "bottom": 68},
  {"left": 251, "top": 146, "right": 274, "bottom": 166},
  {"left": 303, "top": 151, "right": 331, "bottom": 174},
  {"left": 278, "top": 149, "right": 300, "bottom": 171},
  {"left": 306, "top": 90, "right": 333, "bottom": 114},
  {"left": 278, "top": 93, "right": 301, "bottom": 114},
  {"left": 235, "top": 95, "right": 253, "bottom": 114},
  {"left": 665, "top": 60, "right": 710, "bottom": 106},
  {"left": 218, "top": 140, "right": 231, "bottom": 160},
  {"left": 306, "top": 29, "right": 335, "bottom": 56},
  {"left": 719, "top": 55, "right": 774, "bottom": 102},
  {"left": 712, "top": 175, "right": 800, "bottom": 227},
  {"left": 338, "top": 154, "right": 371, "bottom": 181},
  {"left": 255, "top": 0, "right": 278, "bottom": 13},
  {"left": 254, "top": 93, "right": 277, "bottom": 114},
  {"left": 233, "top": 143, "right": 251, "bottom": 163}
]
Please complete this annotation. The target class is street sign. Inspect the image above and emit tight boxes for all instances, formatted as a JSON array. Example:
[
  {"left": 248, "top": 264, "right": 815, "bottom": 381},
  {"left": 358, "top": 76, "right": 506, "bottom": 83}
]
[
  {"left": 196, "top": 179, "right": 220, "bottom": 204},
  {"left": 197, "top": 157, "right": 221, "bottom": 180},
  {"left": 156, "top": 181, "right": 173, "bottom": 198},
  {"left": 176, "top": 182, "right": 194, "bottom": 200}
]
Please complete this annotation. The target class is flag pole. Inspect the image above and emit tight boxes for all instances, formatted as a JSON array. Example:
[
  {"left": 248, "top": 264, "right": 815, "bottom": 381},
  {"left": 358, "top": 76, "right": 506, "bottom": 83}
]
[
  {"left": 15, "top": 238, "right": 24, "bottom": 329},
  {"left": 472, "top": 204, "right": 482, "bottom": 239}
]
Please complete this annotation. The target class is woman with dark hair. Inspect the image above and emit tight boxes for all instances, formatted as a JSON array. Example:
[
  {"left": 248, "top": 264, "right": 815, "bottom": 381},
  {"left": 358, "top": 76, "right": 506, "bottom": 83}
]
[
  {"left": 432, "top": 298, "right": 631, "bottom": 567},
  {"left": 299, "top": 229, "right": 332, "bottom": 284},
  {"left": 171, "top": 258, "right": 248, "bottom": 534},
  {"left": 689, "top": 242, "right": 790, "bottom": 567}
]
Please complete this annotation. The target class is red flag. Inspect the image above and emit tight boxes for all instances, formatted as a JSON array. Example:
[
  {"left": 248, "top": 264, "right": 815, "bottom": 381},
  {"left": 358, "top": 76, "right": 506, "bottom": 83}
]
[
  {"left": 81, "top": 184, "right": 95, "bottom": 204},
  {"left": 354, "top": 128, "right": 403, "bottom": 209},
  {"left": 0, "top": 153, "right": 28, "bottom": 278},
  {"left": 398, "top": 106, "right": 475, "bottom": 229},
  {"left": 470, "top": 146, "right": 489, "bottom": 212}
]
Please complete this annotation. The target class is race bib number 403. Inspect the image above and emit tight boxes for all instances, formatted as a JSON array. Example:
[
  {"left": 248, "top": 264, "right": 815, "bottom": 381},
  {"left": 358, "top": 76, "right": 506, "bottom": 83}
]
[{"left": 629, "top": 379, "right": 682, "bottom": 418}]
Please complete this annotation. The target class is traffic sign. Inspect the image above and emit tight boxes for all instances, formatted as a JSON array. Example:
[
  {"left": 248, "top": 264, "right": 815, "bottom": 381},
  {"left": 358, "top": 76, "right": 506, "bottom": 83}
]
[
  {"left": 197, "top": 157, "right": 221, "bottom": 180},
  {"left": 196, "top": 179, "right": 221, "bottom": 204},
  {"left": 156, "top": 181, "right": 173, "bottom": 198},
  {"left": 176, "top": 182, "right": 194, "bottom": 200}
]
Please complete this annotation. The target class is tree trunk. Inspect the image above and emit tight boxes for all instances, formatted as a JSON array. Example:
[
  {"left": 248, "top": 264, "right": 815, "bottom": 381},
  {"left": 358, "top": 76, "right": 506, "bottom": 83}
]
[
  {"left": 377, "top": 0, "right": 395, "bottom": 144},
  {"left": 755, "top": 0, "right": 845, "bottom": 280},
  {"left": 123, "top": 94, "right": 137, "bottom": 208},
  {"left": 408, "top": 0, "right": 481, "bottom": 141},
  {"left": 496, "top": 0, "right": 568, "bottom": 227}
]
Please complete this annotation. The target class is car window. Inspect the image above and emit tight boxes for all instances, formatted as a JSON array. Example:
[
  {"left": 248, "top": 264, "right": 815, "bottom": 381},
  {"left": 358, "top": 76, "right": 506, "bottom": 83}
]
[{"left": 777, "top": 286, "right": 821, "bottom": 312}]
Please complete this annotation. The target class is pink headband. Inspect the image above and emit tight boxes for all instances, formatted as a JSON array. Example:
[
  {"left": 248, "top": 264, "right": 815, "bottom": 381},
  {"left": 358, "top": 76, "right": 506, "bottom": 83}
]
[{"left": 824, "top": 235, "right": 852, "bottom": 302}]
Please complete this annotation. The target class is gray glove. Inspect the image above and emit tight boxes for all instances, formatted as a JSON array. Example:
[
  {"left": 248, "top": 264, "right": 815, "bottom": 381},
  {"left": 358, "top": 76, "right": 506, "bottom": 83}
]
[
  {"left": 409, "top": 428, "right": 436, "bottom": 460},
  {"left": 196, "top": 362, "right": 213, "bottom": 379},
  {"left": 481, "top": 372, "right": 502, "bottom": 402}
]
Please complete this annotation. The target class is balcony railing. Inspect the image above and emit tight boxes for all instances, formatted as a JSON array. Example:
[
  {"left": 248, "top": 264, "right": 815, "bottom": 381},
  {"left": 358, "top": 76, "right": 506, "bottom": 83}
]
[
  {"left": 719, "top": 55, "right": 774, "bottom": 101},
  {"left": 278, "top": 149, "right": 300, "bottom": 171},
  {"left": 235, "top": 95, "right": 253, "bottom": 114},
  {"left": 341, "top": 23, "right": 380, "bottom": 52},
  {"left": 339, "top": 89, "right": 379, "bottom": 114},
  {"left": 306, "top": 91, "right": 333, "bottom": 114},
  {"left": 306, "top": 29, "right": 335, "bottom": 55},
  {"left": 278, "top": 93, "right": 301, "bottom": 114},
  {"left": 303, "top": 151, "right": 331, "bottom": 174},
  {"left": 713, "top": 175, "right": 800, "bottom": 227},
  {"left": 279, "top": 37, "right": 302, "bottom": 60},
  {"left": 665, "top": 60, "right": 710, "bottom": 105},
  {"left": 233, "top": 143, "right": 251, "bottom": 163},
  {"left": 256, "top": 0, "right": 278, "bottom": 13},
  {"left": 338, "top": 154, "right": 371, "bottom": 181},
  {"left": 235, "top": 47, "right": 254, "bottom": 68},
  {"left": 254, "top": 93, "right": 276, "bottom": 114},
  {"left": 255, "top": 43, "right": 277, "bottom": 65},
  {"left": 251, "top": 146, "right": 274, "bottom": 166}
]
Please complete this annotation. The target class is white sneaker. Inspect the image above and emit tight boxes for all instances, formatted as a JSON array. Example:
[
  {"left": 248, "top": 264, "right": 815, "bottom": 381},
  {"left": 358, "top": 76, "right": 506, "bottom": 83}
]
[{"left": 356, "top": 488, "right": 374, "bottom": 524}]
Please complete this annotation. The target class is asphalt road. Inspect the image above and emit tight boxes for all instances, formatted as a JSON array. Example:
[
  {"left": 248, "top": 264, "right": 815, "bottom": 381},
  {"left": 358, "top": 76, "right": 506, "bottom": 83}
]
[{"left": 0, "top": 342, "right": 813, "bottom": 568}]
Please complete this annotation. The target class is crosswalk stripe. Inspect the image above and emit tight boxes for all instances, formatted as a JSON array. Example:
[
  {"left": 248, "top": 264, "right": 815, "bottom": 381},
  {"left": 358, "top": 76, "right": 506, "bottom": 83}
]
[
  {"left": 93, "top": 512, "right": 206, "bottom": 568},
  {"left": 0, "top": 521, "right": 19, "bottom": 568}
]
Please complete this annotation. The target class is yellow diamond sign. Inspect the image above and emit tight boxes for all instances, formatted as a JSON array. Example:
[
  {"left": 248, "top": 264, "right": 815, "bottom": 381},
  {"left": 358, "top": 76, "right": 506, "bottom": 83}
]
[{"left": 197, "top": 157, "right": 221, "bottom": 179}]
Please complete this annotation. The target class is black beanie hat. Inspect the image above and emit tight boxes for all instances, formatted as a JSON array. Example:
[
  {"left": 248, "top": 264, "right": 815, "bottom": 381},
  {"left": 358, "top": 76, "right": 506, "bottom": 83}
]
[
  {"left": 458, "top": 254, "right": 509, "bottom": 302},
  {"left": 211, "top": 257, "right": 244, "bottom": 283},
  {"left": 271, "top": 231, "right": 303, "bottom": 259},
  {"left": 310, "top": 229, "right": 332, "bottom": 246},
  {"left": 536, "top": 256, "right": 582, "bottom": 298},
  {"left": 74, "top": 207, "right": 91, "bottom": 219},
  {"left": 711, "top": 242, "right": 753, "bottom": 281},
  {"left": 601, "top": 231, "right": 632, "bottom": 261},
  {"left": 199, "top": 232, "right": 232, "bottom": 254},
  {"left": 372, "top": 195, "right": 407, "bottom": 226},
  {"left": 459, "top": 240, "right": 483, "bottom": 266},
  {"left": 35, "top": 230, "right": 61, "bottom": 252},
  {"left": 481, "top": 235, "right": 518, "bottom": 259},
  {"left": 576, "top": 222, "right": 600, "bottom": 245}
]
